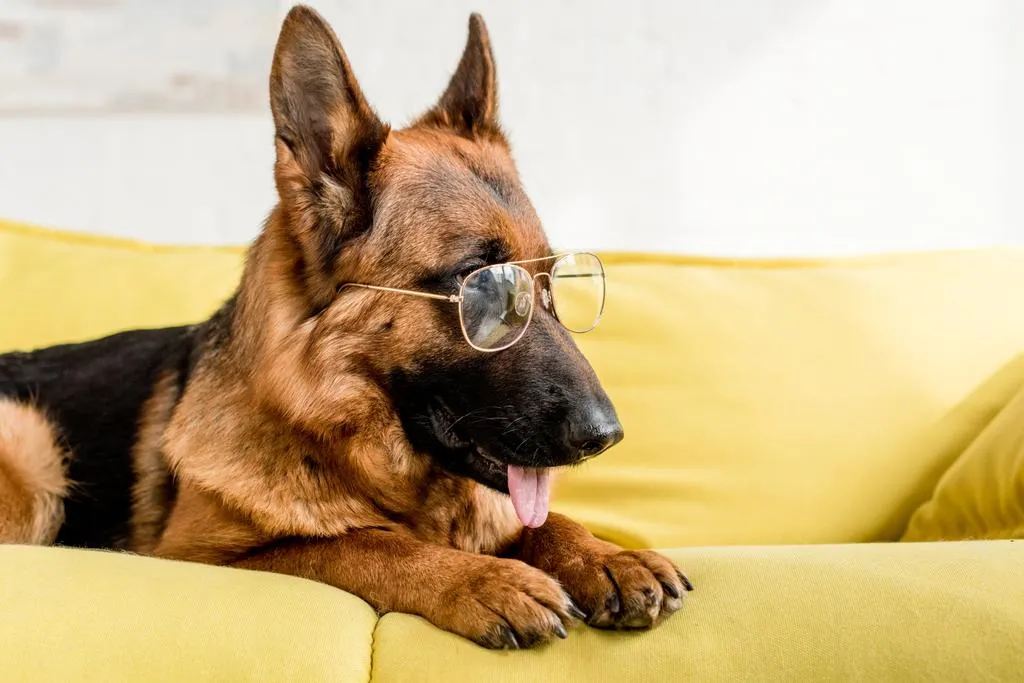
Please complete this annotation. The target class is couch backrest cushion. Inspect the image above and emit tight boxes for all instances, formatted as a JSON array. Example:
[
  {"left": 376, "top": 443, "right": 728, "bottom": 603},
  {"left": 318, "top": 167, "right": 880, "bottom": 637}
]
[
  {"left": 5, "top": 219, "right": 1024, "bottom": 547},
  {"left": 0, "top": 221, "right": 241, "bottom": 351},
  {"left": 563, "top": 251, "right": 1024, "bottom": 547}
]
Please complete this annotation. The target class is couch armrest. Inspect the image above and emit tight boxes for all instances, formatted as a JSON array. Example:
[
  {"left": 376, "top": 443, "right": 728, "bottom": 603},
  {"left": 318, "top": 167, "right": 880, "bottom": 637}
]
[
  {"left": 373, "top": 541, "right": 1024, "bottom": 682},
  {"left": 0, "top": 545, "right": 377, "bottom": 682}
]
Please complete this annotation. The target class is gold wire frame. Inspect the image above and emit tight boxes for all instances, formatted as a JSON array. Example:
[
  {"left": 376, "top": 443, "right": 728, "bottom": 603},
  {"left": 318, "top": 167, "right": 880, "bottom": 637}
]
[{"left": 340, "top": 252, "right": 606, "bottom": 352}]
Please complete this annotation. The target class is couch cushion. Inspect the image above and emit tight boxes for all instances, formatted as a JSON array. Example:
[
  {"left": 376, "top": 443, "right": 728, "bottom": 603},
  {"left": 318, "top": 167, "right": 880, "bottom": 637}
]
[
  {"left": 5, "top": 220, "right": 1024, "bottom": 547},
  {"left": 0, "top": 544, "right": 377, "bottom": 683},
  {"left": 902, "top": 357, "right": 1024, "bottom": 541},
  {"left": 4, "top": 542, "right": 1022, "bottom": 682},
  {"left": 563, "top": 251, "right": 1024, "bottom": 547},
  {"left": 371, "top": 541, "right": 1024, "bottom": 682},
  {"left": 0, "top": 220, "right": 241, "bottom": 351}
]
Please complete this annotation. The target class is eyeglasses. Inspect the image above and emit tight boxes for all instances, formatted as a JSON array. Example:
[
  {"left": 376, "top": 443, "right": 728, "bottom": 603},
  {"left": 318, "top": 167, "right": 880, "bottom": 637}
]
[{"left": 341, "top": 252, "right": 606, "bottom": 352}]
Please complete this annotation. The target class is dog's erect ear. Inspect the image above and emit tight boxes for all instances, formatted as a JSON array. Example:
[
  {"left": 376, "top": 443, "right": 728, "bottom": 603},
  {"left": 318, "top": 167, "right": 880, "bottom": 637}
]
[
  {"left": 270, "top": 5, "right": 386, "bottom": 180},
  {"left": 418, "top": 14, "right": 499, "bottom": 137},
  {"left": 269, "top": 6, "right": 388, "bottom": 302}
]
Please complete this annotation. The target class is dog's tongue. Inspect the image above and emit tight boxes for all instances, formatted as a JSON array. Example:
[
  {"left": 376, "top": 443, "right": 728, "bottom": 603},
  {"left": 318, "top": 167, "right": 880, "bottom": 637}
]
[{"left": 507, "top": 466, "right": 551, "bottom": 528}]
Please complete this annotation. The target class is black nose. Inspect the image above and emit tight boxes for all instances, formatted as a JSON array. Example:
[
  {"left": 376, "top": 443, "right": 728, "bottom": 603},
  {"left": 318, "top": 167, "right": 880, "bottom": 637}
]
[{"left": 567, "top": 410, "right": 624, "bottom": 460}]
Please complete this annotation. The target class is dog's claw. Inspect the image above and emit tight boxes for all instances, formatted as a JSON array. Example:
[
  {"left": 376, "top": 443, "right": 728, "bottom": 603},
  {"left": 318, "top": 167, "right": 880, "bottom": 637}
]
[
  {"left": 567, "top": 600, "right": 587, "bottom": 621},
  {"left": 498, "top": 625, "right": 520, "bottom": 649},
  {"left": 606, "top": 591, "right": 621, "bottom": 614},
  {"left": 553, "top": 620, "right": 568, "bottom": 639},
  {"left": 677, "top": 570, "right": 694, "bottom": 592},
  {"left": 661, "top": 580, "right": 680, "bottom": 599}
]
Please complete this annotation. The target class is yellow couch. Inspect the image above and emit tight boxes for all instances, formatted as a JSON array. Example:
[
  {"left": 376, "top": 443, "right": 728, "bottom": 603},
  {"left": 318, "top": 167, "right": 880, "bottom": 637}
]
[{"left": 2, "top": 219, "right": 1023, "bottom": 681}]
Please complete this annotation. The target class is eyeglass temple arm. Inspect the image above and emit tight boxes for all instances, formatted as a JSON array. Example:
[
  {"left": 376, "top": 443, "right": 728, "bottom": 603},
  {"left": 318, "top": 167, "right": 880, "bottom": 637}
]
[{"left": 340, "top": 283, "right": 461, "bottom": 303}]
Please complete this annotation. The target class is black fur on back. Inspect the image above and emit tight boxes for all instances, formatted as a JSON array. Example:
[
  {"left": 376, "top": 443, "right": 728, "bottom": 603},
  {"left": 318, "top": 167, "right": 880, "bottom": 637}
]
[{"left": 0, "top": 326, "right": 196, "bottom": 548}]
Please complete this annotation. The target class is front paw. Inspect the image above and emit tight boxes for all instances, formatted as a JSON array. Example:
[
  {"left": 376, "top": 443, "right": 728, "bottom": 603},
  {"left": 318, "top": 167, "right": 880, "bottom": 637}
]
[
  {"left": 435, "top": 557, "right": 582, "bottom": 649},
  {"left": 563, "top": 549, "right": 693, "bottom": 629}
]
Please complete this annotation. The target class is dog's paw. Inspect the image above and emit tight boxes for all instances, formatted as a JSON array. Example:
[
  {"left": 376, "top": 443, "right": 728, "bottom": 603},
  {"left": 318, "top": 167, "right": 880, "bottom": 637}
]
[
  {"left": 561, "top": 549, "right": 693, "bottom": 630},
  {"left": 437, "top": 557, "right": 581, "bottom": 649}
]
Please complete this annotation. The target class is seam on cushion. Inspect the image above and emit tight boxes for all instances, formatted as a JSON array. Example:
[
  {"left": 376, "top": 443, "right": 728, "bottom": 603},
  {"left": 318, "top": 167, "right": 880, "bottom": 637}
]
[{"left": 367, "top": 614, "right": 381, "bottom": 683}]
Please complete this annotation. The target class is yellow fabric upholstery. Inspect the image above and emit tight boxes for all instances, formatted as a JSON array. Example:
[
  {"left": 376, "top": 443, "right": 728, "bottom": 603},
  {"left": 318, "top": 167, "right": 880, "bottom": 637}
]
[
  {"left": 903, "top": 358, "right": 1024, "bottom": 541},
  {"left": 0, "top": 220, "right": 241, "bottom": 351},
  {"left": 565, "top": 251, "right": 1024, "bottom": 548},
  {"left": 375, "top": 541, "right": 1024, "bottom": 683},
  {"left": 0, "top": 545, "right": 377, "bottom": 683},
  {"left": 2, "top": 542, "right": 1022, "bottom": 682}
]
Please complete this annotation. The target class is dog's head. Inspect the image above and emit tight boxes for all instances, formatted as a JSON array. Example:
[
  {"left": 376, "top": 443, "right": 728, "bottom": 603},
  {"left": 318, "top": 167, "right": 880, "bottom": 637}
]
[{"left": 260, "top": 6, "right": 622, "bottom": 527}]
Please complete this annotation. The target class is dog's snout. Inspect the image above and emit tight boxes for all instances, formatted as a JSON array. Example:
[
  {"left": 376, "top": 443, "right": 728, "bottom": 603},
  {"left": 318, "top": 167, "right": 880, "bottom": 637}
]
[{"left": 567, "top": 408, "right": 623, "bottom": 460}]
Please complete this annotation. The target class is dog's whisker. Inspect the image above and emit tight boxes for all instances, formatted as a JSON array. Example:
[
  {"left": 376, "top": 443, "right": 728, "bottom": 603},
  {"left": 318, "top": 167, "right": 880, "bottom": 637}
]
[
  {"left": 512, "top": 435, "right": 536, "bottom": 460},
  {"left": 500, "top": 415, "right": 530, "bottom": 435},
  {"left": 444, "top": 407, "right": 492, "bottom": 436}
]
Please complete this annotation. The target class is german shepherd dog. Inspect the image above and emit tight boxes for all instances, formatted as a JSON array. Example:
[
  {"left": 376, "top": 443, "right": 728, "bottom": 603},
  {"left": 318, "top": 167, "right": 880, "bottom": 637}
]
[{"left": 0, "top": 6, "right": 690, "bottom": 648}]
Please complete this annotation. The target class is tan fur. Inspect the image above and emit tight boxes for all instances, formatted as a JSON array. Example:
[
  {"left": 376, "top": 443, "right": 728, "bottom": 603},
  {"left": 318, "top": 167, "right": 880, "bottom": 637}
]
[
  {"left": 0, "top": 399, "right": 67, "bottom": 544},
  {"left": 128, "top": 372, "right": 180, "bottom": 554},
  {"left": 153, "top": 480, "right": 269, "bottom": 564}
]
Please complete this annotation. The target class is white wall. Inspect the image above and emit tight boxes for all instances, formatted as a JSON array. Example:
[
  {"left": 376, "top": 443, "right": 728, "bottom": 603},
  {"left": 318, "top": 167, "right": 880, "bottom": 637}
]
[{"left": 1, "top": 0, "right": 1021, "bottom": 256}]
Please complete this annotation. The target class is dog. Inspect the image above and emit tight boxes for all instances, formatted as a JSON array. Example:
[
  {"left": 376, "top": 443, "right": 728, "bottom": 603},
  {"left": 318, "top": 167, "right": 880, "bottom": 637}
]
[{"left": 0, "top": 5, "right": 691, "bottom": 649}]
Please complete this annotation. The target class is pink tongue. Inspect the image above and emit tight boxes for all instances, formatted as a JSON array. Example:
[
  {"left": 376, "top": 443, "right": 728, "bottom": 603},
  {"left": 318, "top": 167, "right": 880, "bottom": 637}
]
[{"left": 507, "top": 466, "right": 551, "bottom": 528}]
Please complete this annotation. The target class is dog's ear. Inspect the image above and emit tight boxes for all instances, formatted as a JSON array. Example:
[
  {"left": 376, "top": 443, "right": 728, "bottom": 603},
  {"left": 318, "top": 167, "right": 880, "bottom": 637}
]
[
  {"left": 269, "top": 5, "right": 387, "bottom": 299},
  {"left": 271, "top": 5, "right": 386, "bottom": 180},
  {"left": 418, "top": 14, "right": 499, "bottom": 137}
]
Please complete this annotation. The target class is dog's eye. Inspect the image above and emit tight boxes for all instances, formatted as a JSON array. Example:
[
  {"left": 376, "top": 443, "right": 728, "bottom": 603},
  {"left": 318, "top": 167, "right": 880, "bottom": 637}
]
[{"left": 455, "top": 262, "right": 485, "bottom": 281}]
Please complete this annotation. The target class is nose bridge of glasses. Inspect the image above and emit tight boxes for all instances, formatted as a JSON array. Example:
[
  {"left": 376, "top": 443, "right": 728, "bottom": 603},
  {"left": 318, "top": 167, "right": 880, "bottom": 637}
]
[{"left": 531, "top": 271, "right": 553, "bottom": 310}]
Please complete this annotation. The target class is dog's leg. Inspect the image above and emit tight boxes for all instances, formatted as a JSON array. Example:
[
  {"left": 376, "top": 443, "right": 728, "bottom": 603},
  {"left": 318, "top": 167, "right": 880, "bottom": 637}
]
[
  {"left": 0, "top": 399, "right": 67, "bottom": 544},
  {"left": 230, "top": 528, "right": 580, "bottom": 649},
  {"left": 513, "top": 512, "right": 692, "bottom": 630}
]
